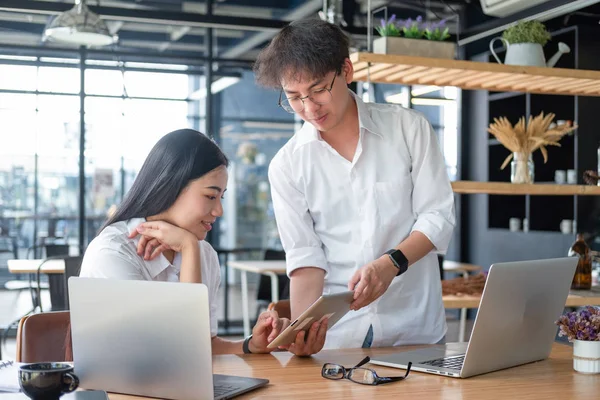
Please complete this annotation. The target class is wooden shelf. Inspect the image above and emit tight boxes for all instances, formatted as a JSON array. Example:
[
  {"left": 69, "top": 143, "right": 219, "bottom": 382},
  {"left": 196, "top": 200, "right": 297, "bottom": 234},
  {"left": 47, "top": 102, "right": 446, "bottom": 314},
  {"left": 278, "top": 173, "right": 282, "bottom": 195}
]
[
  {"left": 350, "top": 52, "right": 600, "bottom": 96},
  {"left": 451, "top": 181, "right": 600, "bottom": 195},
  {"left": 443, "top": 292, "right": 600, "bottom": 309}
]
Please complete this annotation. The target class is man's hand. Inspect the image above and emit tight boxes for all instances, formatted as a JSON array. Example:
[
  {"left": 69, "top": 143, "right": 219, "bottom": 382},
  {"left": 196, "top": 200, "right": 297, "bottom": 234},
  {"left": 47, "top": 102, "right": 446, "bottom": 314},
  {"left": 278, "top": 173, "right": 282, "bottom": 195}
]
[
  {"left": 279, "top": 319, "right": 328, "bottom": 357},
  {"left": 249, "top": 310, "right": 291, "bottom": 353},
  {"left": 348, "top": 256, "right": 397, "bottom": 311}
]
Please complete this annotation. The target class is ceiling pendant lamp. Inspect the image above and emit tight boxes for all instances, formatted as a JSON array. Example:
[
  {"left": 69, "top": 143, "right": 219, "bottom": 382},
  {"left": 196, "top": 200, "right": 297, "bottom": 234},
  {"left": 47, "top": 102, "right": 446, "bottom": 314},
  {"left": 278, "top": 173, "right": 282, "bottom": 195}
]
[{"left": 44, "top": 0, "right": 117, "bottom": 47}]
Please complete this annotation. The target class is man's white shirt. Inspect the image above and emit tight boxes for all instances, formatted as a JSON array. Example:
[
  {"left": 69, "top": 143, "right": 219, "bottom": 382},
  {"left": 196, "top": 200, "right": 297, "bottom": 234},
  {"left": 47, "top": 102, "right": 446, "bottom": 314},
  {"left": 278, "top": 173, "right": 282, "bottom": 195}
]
[{"left": 269, "top": 90, "right": 455, "bottom": 349}]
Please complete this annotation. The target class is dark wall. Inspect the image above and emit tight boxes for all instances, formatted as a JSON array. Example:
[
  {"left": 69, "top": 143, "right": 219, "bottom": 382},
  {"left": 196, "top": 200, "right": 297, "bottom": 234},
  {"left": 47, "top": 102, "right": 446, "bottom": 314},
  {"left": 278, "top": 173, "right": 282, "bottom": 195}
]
[{"left": 463, "top": 53, "right": 583, "bottom": 270}]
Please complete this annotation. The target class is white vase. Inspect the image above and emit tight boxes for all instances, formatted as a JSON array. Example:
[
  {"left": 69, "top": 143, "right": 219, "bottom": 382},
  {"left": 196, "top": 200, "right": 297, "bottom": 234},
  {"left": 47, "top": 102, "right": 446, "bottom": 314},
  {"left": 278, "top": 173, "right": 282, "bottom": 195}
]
[
  {"left": 573, "top": 339, "right": 600, "bottom": 374},
  {"left": 510, "top": 152, "right": 534, "bottom": 184}
]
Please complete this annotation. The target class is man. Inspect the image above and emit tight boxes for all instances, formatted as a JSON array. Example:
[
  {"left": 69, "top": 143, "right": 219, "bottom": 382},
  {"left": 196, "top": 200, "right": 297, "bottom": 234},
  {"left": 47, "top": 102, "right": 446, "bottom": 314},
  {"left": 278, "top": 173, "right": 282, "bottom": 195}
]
[{"left": 254, "top": 18, "right": 455, "bottom": 356}]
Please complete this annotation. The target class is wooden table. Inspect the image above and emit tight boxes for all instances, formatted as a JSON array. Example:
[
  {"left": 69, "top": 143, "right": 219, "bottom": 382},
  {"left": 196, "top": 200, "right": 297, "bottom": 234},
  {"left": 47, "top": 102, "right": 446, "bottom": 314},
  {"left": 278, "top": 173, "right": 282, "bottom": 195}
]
[
  {"left": 440, "top": 261, "right": 482, "bottom": 342},
  {"left": 7, "top": 259, "right": 67, "bottom": 311},
  {"left": 228, "top": 259, "right": 482, "bottom": 338},
  {"left": 8, "top": 259, "right": 66, "bottom": 274},
  {"left": 227, "top": 260, "right": 287, "bottom": 337},
  {"left": 443, "top": 287, "right": 600, "bottom": 309},
  {"left": 108, "top": 343, "right": 598, "bottom": 399}
]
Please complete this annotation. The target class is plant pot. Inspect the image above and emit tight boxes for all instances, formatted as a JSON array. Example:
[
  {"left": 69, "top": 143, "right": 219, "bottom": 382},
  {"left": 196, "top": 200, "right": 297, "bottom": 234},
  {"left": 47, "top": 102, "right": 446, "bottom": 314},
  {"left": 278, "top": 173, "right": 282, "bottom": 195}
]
[
  {"left": 490, "top": 38, "right": 546, "bottom": 67},
  {"left": 373, "top": 37, "right": 456, "bottom": 59},
  {"left": 573, "top": 339, "right": 600, "bottom": 374}
]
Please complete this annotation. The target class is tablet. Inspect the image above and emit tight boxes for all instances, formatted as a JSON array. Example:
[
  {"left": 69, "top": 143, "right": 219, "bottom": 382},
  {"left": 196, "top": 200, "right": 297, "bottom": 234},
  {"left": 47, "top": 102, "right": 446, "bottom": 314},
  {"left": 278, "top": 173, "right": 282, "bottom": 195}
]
[{"left": 267, "top": 290, "right": 354, "bottom": 349}]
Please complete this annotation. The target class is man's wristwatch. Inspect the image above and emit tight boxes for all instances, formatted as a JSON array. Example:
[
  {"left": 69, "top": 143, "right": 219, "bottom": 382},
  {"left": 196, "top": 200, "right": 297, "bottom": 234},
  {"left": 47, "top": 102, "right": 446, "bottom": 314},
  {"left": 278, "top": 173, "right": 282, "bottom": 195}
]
[{"left": 384, "top": 249, "right": 409, "bottom": 276}]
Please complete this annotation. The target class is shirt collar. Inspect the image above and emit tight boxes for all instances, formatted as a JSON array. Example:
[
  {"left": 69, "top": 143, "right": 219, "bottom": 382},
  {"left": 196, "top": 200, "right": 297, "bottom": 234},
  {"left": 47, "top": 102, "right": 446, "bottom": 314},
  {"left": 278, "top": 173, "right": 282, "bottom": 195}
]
[
  {"left": 126, "top": 218, "right": 180, "bottom": 279},
  {"left": 293, "top": 89, "right": 383, "bottom": 153},
  {"left": 352, "top": 90, "right": 383, "bottom": 138}
]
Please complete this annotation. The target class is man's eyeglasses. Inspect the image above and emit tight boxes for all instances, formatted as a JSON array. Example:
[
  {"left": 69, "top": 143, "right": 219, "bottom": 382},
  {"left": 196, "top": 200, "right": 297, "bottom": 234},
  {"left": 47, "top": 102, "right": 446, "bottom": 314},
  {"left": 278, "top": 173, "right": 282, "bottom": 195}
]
[
  {"left": 321, "top": 356, "right": 412, "bottom": 386},
  {"left": 278, "top": 74, "right": 337, "bottom": 114}
]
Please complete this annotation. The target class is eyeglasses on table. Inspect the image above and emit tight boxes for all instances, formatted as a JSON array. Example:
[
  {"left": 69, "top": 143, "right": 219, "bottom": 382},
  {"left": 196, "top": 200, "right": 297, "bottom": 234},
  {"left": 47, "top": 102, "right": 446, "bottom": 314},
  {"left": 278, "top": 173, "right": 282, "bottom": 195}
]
[{"left": 321, "top": 356, "right": 412, "bottom": 385}]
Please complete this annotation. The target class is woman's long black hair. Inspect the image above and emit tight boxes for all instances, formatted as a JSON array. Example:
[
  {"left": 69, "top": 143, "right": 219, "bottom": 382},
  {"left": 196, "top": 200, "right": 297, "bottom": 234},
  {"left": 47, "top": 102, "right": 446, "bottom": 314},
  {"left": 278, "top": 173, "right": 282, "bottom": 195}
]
[{"left": 101, "top": 129, "right": 228, "bottom": 231}]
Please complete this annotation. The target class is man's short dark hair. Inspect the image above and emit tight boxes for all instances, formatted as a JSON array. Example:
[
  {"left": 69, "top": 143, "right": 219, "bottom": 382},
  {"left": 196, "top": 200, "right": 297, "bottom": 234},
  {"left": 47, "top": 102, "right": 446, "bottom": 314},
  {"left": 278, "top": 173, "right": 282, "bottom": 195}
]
[{"left": 253, "top": 18, "right": 350, "bottom": 88}]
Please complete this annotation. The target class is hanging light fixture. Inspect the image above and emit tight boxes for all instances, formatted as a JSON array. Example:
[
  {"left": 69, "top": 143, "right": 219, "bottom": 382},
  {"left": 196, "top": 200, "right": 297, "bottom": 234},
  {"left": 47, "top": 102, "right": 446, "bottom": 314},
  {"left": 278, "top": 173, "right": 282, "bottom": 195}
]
[{"left": 44, "top": 0, "right": 117, "bottom": 47}]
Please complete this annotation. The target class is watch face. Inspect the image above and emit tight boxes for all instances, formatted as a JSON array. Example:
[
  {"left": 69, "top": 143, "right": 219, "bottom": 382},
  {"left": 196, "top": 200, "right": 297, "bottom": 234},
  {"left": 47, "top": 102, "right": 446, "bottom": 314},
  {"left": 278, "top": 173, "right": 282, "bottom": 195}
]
[{"left": 390, "top": 250, "right": 408, "bottom": 270}]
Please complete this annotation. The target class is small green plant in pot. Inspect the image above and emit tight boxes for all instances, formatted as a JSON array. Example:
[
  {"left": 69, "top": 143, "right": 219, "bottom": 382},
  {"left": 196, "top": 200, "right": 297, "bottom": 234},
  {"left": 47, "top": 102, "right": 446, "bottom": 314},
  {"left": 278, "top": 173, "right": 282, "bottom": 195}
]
[
  {"left": 373, "top": 15, "right": 455, "bottom": 59},
  {"left": 502, "top": 20, "right": 551, "bottom": 46},
  {"left": 490, "top": 20, "right": 570, "bottom": 68}
]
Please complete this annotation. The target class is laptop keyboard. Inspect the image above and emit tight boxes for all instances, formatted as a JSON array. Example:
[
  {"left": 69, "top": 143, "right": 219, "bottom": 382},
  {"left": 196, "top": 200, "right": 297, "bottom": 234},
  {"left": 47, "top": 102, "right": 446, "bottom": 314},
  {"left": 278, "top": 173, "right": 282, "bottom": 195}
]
[
  {"left": 420, "top": 354, "right": 465, "bottom": 370},
  {"left": 214, "top": 384, "right": 239, "bottom": 397}
]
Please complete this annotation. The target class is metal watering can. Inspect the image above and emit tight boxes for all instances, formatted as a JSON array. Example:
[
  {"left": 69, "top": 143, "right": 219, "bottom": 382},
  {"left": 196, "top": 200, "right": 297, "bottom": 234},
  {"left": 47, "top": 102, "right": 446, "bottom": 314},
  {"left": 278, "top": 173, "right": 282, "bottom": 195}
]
[{"left": 490, "top": 37, "right": 570, "bottom": 68}]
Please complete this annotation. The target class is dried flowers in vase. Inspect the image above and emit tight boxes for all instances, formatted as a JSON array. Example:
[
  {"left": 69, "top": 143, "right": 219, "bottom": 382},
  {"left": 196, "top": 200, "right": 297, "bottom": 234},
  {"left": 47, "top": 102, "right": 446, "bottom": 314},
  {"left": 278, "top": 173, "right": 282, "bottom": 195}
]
[
  {"left": 556, "top": 306, "right": 600, "bottom": 342},
  {"left": 487, "top": 111, "right": 578, "bottom": 184},
  {"left": 556, "top": 306, "right": 600, "bottom": 374}
]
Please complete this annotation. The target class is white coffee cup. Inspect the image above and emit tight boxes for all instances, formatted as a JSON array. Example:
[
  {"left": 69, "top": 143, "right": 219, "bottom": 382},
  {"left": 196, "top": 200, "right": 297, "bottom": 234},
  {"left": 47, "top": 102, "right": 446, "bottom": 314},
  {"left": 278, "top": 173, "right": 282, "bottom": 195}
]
[
  {"left": 560, "top": 219, "right": 573, "bottom": 234},
  {"left": 509, "top": 217, "right": 521, "bottom": 232},
  {"left": 555, "top": 170, "right": 566, "bottom": 184},
  {"left": 567, "top": 169, "right": 577, "bottom": 184}
]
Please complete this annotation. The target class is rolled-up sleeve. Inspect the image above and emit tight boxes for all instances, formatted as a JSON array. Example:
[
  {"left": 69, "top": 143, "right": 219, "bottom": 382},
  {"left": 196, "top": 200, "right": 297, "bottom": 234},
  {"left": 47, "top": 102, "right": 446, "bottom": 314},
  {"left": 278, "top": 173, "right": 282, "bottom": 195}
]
[
  {"left": 407, "top": 115, "right": 456, "bottom": 253},
  {"left": 268, "top": 153, "right": 329, "bottom": 277}
]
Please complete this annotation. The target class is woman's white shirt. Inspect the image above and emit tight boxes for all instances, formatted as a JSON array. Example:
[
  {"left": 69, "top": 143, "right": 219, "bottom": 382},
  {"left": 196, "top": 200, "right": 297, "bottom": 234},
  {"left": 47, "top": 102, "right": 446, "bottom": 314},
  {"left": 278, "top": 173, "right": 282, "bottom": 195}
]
[{"left": 79, "top": 218, "right": 221, "bottom": 337}]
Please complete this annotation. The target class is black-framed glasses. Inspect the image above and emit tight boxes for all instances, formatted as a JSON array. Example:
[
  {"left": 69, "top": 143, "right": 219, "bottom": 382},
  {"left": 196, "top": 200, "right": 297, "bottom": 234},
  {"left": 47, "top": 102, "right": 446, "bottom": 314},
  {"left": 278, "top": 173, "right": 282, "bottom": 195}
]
[
  {"left": 278, "top": 73, "right": 337, "bottom": 114},
  {"left": 321, "top": 356, "right": 412, "bottom": 386}
]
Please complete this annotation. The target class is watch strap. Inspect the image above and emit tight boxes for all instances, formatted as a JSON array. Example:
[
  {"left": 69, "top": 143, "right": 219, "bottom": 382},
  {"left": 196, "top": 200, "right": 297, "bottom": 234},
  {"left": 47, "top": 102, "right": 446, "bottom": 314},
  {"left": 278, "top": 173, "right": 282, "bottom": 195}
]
[{"left": 243, "top": 335, "right": 253, "bottom": 354}]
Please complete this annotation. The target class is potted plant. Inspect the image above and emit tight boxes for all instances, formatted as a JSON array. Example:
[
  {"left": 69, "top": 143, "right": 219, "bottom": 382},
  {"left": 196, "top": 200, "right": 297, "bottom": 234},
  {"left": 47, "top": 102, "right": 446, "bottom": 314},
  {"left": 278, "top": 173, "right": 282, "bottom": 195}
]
[
  {"left": 373, "top": 15, "right": 455, "bottom": 59},
  {"left": 556, "top": 306, "right": 600, "bottom": 374},
  {"left": 490, "top": 20, "right": 570, "bottom": 67}
]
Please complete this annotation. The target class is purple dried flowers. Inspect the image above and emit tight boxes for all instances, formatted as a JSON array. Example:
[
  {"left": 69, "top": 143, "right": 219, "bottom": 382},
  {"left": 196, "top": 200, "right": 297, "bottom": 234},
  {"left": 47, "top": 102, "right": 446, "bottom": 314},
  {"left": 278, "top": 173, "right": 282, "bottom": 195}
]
[
  {"left": 376, "top": 14, "right": 401, "bottom": 37},
  {"left": 399, "top": 17, "right": 424, "bottom": 39},
  {"left": 555, "top": 306, "right": 600, "bottom": 342},
  {"left": 424, "top": 19, "right": 450, "bottom": 41}
]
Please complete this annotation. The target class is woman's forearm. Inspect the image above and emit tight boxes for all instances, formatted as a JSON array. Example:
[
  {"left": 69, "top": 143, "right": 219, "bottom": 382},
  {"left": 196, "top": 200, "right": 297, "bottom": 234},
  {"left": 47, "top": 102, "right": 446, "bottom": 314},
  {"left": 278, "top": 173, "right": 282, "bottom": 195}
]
[
  {"left": 179, "top": 240, "right": 202, "bottom": 283},
  {"left": 212, "top": 336, "right": 244, "bottom": 354}
]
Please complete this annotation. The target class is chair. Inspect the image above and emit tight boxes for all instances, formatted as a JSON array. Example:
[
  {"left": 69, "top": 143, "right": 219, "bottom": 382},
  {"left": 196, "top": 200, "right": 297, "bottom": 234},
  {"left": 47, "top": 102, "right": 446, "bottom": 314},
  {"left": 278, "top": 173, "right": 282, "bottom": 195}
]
[
  {"left": 59, "top": 256, "right": 83, "bottom": 309},
  {"left": 44, "top": 244, "right": 70, "bottom": 258},
  {"left": 1, "top": 236, "right": 50, "bottom": 304},
  {"left": 254, "top": 249, "right": 289, "bottom": 320},
  {"left": 16, "top": 311, "right": 70, "bottom": 362},
  {"left": 36, "top": 255, "right": 82, "bottom": 312}
]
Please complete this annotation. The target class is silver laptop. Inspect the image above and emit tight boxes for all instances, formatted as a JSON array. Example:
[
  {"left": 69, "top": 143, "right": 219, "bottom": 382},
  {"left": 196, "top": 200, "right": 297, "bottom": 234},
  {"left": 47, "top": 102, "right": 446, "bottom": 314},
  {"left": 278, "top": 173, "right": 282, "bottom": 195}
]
[
  {"left": 68, "top": 278, "right": 268, "bottom": 400},
  {"left": 370, "top": 257, "right": 578, "bottom": 378}
]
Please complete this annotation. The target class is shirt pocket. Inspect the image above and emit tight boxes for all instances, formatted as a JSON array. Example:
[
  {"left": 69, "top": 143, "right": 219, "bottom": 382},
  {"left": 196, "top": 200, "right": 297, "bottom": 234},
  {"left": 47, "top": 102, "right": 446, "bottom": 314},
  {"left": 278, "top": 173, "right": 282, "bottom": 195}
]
[{"left": 374, "top": 175, "right": 413, "bottom": 225}]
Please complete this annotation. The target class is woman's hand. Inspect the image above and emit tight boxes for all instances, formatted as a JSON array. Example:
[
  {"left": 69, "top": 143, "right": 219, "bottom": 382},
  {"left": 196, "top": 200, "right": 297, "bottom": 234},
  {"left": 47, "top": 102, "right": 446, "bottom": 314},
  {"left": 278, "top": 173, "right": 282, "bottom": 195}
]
[
  {"left": 128, "top": 220, "right": 197, "bottom": 260},
  {"left": 248, "top": 310, "right": 291, "bottom": 353}
]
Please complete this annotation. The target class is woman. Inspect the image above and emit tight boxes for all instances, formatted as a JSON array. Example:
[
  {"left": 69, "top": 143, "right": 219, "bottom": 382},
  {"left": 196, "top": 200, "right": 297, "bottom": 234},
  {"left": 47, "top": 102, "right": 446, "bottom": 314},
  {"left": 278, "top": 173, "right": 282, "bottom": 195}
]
[{"left": 72, "top": 128, "right": 289, "bottom": 356}]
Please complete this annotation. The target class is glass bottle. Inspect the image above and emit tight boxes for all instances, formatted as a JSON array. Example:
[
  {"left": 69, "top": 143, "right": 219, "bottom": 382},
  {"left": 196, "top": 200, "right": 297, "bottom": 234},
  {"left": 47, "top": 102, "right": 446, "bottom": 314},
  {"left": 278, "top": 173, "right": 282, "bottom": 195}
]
[
  {"left": 597, "top": 142, "right": 600, "bottom": 186},
  {"left": 568, "top": 233, "right": 592, "bottom": 290}
]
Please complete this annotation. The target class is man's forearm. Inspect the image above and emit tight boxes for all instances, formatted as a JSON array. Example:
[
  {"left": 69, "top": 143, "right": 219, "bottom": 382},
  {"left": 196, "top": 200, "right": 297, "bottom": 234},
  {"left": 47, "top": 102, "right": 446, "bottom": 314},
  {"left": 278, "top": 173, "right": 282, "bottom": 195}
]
[
  {"left": 289, "top": 267, "right": 325, "bottom": 320},
  {"left": 396, "top": 231, "right": 435, "bottom": 266}
]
